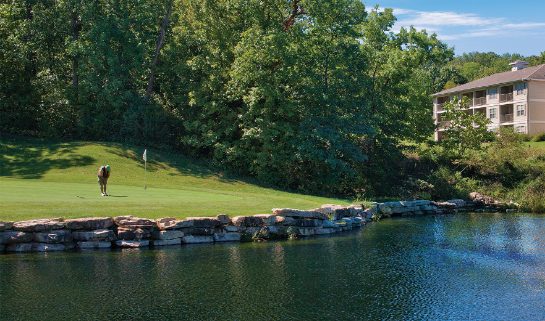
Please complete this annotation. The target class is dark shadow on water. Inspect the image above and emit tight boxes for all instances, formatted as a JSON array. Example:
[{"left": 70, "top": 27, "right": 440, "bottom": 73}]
[{"left": 0, "top": 137, "right": 95, "bottom": 179}]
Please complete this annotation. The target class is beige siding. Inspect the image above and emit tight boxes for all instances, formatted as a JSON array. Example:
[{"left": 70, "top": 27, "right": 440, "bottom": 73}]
[{"left": 527, "top": 81, "right": 545, "bottom": 135}]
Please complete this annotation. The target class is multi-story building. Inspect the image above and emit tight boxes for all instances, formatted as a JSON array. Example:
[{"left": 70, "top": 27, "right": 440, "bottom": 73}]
[{"left": 433, "top": 61, "right": 545, "bottom": 141}]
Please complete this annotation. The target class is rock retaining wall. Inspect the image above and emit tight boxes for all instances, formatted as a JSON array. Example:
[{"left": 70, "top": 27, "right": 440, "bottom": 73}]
[{"left": 0, "top": 199, "right": 511, "bottom": 254}]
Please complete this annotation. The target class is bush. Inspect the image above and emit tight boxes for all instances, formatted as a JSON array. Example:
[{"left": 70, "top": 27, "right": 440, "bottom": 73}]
[{"left": 531, "top": 132, "right": 545, "bottom": 142}]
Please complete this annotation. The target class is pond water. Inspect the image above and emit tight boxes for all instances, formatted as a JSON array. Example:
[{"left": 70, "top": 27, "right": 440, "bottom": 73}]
[{"left": 1, "top": 213, "right": 545, "bottom": 320}]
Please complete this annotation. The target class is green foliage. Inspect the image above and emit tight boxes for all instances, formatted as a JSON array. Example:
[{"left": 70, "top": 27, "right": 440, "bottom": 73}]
[
  {"left": 531, "top": 132, "right": 545, "bottom": 142},
  {"left": 439, "top": 97, "right": 493, "bottom": 157},
  {"left": 0, "top": 1, "right": 455, "bottom": 197}
]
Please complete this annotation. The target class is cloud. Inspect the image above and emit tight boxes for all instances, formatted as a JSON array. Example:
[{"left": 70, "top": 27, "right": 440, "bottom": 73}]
[{"left": 391, "top": 8, "right": 545, "bottom": 41}]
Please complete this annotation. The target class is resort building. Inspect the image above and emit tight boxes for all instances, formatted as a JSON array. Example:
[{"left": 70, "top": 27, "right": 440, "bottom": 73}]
[{"left": 433, "top": 61, "right": 545, "bottom": 141}]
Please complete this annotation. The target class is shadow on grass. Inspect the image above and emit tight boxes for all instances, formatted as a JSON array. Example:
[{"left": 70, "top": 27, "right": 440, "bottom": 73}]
[
  {"left": 104, "top": 144, "right": 238, "bottom": 182},
  {"left": 0, "top": 139, "right": 95, "bottom": 179}
]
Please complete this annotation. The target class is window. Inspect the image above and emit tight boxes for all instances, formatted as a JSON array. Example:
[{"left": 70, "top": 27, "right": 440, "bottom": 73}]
[
  {"left": 488, "top": 108, "right": 497, "bottom": 119},
  {"left": 516, "top": 104, "right": 526, "bottom": 116},
  {"left": 515, "top": 82, "right": 527, "bottom": 95},
  {"left": 488, "top": 88, "right": 498, "bottom": 99},
  {"left": 515, "top": 125, "right": 526, "bottom": 134}
]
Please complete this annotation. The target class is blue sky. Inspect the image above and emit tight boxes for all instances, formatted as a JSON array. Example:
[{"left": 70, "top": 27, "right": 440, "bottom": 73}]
[{"left": 370, "top": 0, "right": 545, "bottom": 56}]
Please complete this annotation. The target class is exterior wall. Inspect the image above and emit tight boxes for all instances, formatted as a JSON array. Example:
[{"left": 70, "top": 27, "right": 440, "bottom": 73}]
[{"left": 528, "top": 80, "right": 545, "bottom": 135}]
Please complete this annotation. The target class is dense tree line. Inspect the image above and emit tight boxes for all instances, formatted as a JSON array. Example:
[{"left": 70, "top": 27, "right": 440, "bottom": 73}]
[
  {"left": 444, "top": 51, "right": 545, "bottom": 88},
  {"left": 0, "top": 0, "right": 453, "bottom": 196}
]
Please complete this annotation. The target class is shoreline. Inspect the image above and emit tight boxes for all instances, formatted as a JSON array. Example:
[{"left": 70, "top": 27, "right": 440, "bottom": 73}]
[{"left": 0, "top": 199, "right": 510, "bottom": 254}]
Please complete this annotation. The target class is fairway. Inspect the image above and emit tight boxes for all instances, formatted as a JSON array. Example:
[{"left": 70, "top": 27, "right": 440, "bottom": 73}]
[{"left": 0, "top": 138, "right": 349, "bottom": 221}]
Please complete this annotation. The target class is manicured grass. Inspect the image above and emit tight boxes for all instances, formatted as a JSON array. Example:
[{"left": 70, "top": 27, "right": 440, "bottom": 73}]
[
  {"left": 0, "top": 137, "right": 350, "bottom": 221},
  {"left": 525, "top": 141, "right": 545, "bottom": 150}
]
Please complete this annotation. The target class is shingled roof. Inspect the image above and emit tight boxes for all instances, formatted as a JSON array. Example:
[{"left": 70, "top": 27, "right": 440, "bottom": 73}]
[{"left": 434, "top": 64, "right": 545, "bottom": 96}]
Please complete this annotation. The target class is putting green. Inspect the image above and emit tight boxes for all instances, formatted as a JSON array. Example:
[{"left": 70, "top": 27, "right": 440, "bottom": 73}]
[{"left": 0, "top": 138, "right": 350, "bottom": 220}]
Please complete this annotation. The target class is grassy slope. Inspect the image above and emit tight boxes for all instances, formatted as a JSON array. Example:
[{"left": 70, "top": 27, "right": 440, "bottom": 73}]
[{"left": 0, "top": 137, "right": 349, "bottom": 221}]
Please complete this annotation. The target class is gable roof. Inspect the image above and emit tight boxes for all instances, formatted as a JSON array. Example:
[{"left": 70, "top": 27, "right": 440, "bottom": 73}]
[{"left": 434, "top": 64, "right": 545, "bottom": 96}]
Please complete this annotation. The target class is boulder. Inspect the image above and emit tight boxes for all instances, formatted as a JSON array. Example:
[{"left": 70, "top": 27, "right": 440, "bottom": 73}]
[
  {"left": 65, "top": 217, "right": 114, "bottom": 230},
  {"left": 216, "top": 214, "right": 231, "bottom": 225},
  {"left": 179, "top": 217, "right": 221, "bottom": 228},
  {"left": 213, "top": 233, "right": 241, "bottom": 242},
  {"left": 322, "top": 220, "right": 337, "bottom": 228},
  {"left": 115, "top": 240, "right": 150, "bottom": 248},
  {"left": 0, "top": 231, "right": 33, "bottom": 244},
  {"left": 446, "top": 199, "right": 466, "bottom": 208},
  {"left": 282, "top": 217, "right": 297, "bottom": 226},
  {"left": 469, "top": 192, "right": 496, "bottom": 205},
  {"left": 152, "top": 230, "right": 184, "bottom": 240},
  {"left": 6, "top": 243, "right": 33, "bottom": 252},
  {"left": 155, "top": 217, "right": 184, "bottom": 230},
  {"left": 348, "top": 205, "right": 366, "bottom": 217},
  {"left": 272, "top": 208, "right": 328, "bottom": 220},
  {"left": 0, "top": 221, "right": 13, "bottom": 231},
  {"left": 77, "top": 241, "right": 112, "bottom": 249},
  {"left": 316, "top": 205, "right": 351, "bottom": 220},
  {"left": 315, "top": 228, "right": 337, "bottom": 235},
  {"left": 72, "top": 229, "right": 116, "bottom": 242},
  {"left": 180, "top": 227, "right": 215, "bottom": 236},
  {"left": 294, "top": 219, "right": 322, "bottom": 228},
  {"left": 182, "top": 235, "right": 213, "bottom": 244},
  {"left": 32, "top": 243, "right": 68, "bottom": 252},
  {"left": 117, "top": 227, "right": 151, "bottom": 241},
  {"left": 297, "top": 228, "right": 316, "bottom": 236},
  {"left": 151, "top": 239, "right": 182, "bottom": 247},
  {"left": 13, "top": 219, "right": 65, "bottom": 232},
  {"left": 253, "top": 214, "right": 285, "bottom": 225},
  {"left": 231, "top": 216, "right": 263, "bottom": 227},
  {"left": 114, "top": 216, "right": 156, "bottom": 228},
  {"left": 33, "top": 230, "right": 72, "bottom": 243},
  {"left": 224, "top": 225, "right": 240, "bottom": 233}
]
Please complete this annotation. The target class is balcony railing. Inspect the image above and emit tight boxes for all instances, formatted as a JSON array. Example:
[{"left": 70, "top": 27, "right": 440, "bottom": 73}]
[
  {"left": 474, "top": 97, "right": 486, "bottom": 106},
  {"left": 500, "top": 93, "right": 513, "bottom": 102},
  {"left": 501, "top": 113, "right": 513, "bottom": 123}
]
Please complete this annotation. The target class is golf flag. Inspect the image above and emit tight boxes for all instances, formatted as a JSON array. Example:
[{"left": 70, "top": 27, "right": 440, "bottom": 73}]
[{"left": 143, "top": 149, "right": 147, "bottom": 162}]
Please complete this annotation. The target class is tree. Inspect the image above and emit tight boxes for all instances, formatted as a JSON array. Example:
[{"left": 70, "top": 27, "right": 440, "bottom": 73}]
[{"left": 440, "top": 97, "right": 493, "bottom": 157}]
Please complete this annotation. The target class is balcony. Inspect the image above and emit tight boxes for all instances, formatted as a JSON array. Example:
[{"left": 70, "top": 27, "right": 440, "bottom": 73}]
[
  {"left": 500, "top": 93, "right": 513, "bottom": 102},
  {"left": 474, "top": 97, "right": 487, "bottom": 106},
  {"left": 501, "top": 113, "right": 513, "bottom": 123}
]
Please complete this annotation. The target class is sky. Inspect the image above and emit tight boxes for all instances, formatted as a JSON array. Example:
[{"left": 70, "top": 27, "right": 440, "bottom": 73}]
[{"left": 370, "top": 0, "right": 545, "bottom": 56}]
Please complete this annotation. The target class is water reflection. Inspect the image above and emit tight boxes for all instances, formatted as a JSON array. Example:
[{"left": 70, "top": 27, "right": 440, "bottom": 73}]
[{"left": 1, "top": 214, "right": 545, "bottom": 320}]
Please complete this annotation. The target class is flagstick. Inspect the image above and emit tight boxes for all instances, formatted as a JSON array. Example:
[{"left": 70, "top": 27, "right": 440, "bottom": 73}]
[{"left": 144, "top": 158, "right": 147, "bottom": 190}]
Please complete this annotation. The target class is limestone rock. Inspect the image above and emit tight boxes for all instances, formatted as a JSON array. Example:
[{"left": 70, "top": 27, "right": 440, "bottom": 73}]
[
  {"left": 213, "top": 233, "right": 241, "bottom": 242},
  {"left": 179, "top": 217, "right": 221, "bottom": 228},
  {"left": 72, "top": 229, "right": 116, "bottom": 242},
  {"left": 115, "top": 240, "right": 150, "bottom": 248},
  {"left": 216, "top": 214, "right": 231, "bottom": 225},
  {"left": 117, "top": 227, "right": 151, "bottom": 240},
  {"left": 297, "top": 228, "right": 316, "bottom": 236},
  {"left": 152, "top": 230, "right": 184, "bottom": 240},
  {"left": 114, "top": 216, "right": 156, "bottom": 228},
  {"left": 294, "top": 219, "right": 322, "bottom": 228},
  {"left": 446, "top": 199, "right": 466, "bottom": 208},
  {"left": 232, "top": 216, "right": 263, "bottom": 227},
  {"left": 32, "top": 243, "right": 68, "bottom": 252},
  {"left": 65, "top": 217, "right": 114, "bottom": 230},
  {"left": 182, "top": 235, "right": 213, "bottom": 244},
  {"left": 315, "top": 228, "right": 337, "bottom": 235},
  {"left": 0, "top": 221, "right": 14, "bottom": 231},
  {"left": 6, "top": 243, "right": 33, "bottom": 252},
  {"left": 253, "top": 214, "right": 285, "bottom": 225},
  {"left": 272, "top": 208, "right": 328, "bottom": 220},
  {"left": 224, "top": 225, "right": 240, "bottom": 233},
  {"left": 151, "top": 239, "right": 182, "bottom": 246},
  {"left": 0, "top": 231, "right": 33, "bottom": 244},
  {"left": 282, "top": 217, "right": 297, "bottom": 226},
  {"left": 155, "top": 217, "right": 184, "bottom": 230},
  {"left": 77, "top": 241, "right": 112, "bottom": 249},
  {"left": 322, "top": 220, "right": 337, "bottom": 228},
  {"left": 180, "top": 227, "right": 216, "bottom": 236},
  {"left": 13, "top": 219, "right": 65, "bottom": 232},
  {"left": 33, "top": 230, "right": 72, "bottom": 243}
]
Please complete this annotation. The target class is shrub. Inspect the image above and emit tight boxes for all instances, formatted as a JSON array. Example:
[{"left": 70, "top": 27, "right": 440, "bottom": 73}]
[{"left": 531, "top": 132, "right": 545, "bottom": 142}]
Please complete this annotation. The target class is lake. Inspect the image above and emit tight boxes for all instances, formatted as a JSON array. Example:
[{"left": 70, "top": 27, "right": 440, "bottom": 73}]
[{"left": 1, "top": 213, "right": 544, "bottom": 320}]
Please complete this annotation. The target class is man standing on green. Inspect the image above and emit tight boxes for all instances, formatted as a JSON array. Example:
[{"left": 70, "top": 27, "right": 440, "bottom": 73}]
[{"left": 97, "top": 165, "right": 111, "bottom": 196}]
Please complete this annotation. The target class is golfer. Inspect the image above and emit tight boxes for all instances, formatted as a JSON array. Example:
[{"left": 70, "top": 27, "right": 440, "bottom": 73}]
[{"left": 97, "top": 165, "right": 111, "bottom": 196}]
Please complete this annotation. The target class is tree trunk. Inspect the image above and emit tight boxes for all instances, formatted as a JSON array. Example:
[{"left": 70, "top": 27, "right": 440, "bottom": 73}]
[{"left": 146, "top": 0, "right": 174, "bottom": 99}]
